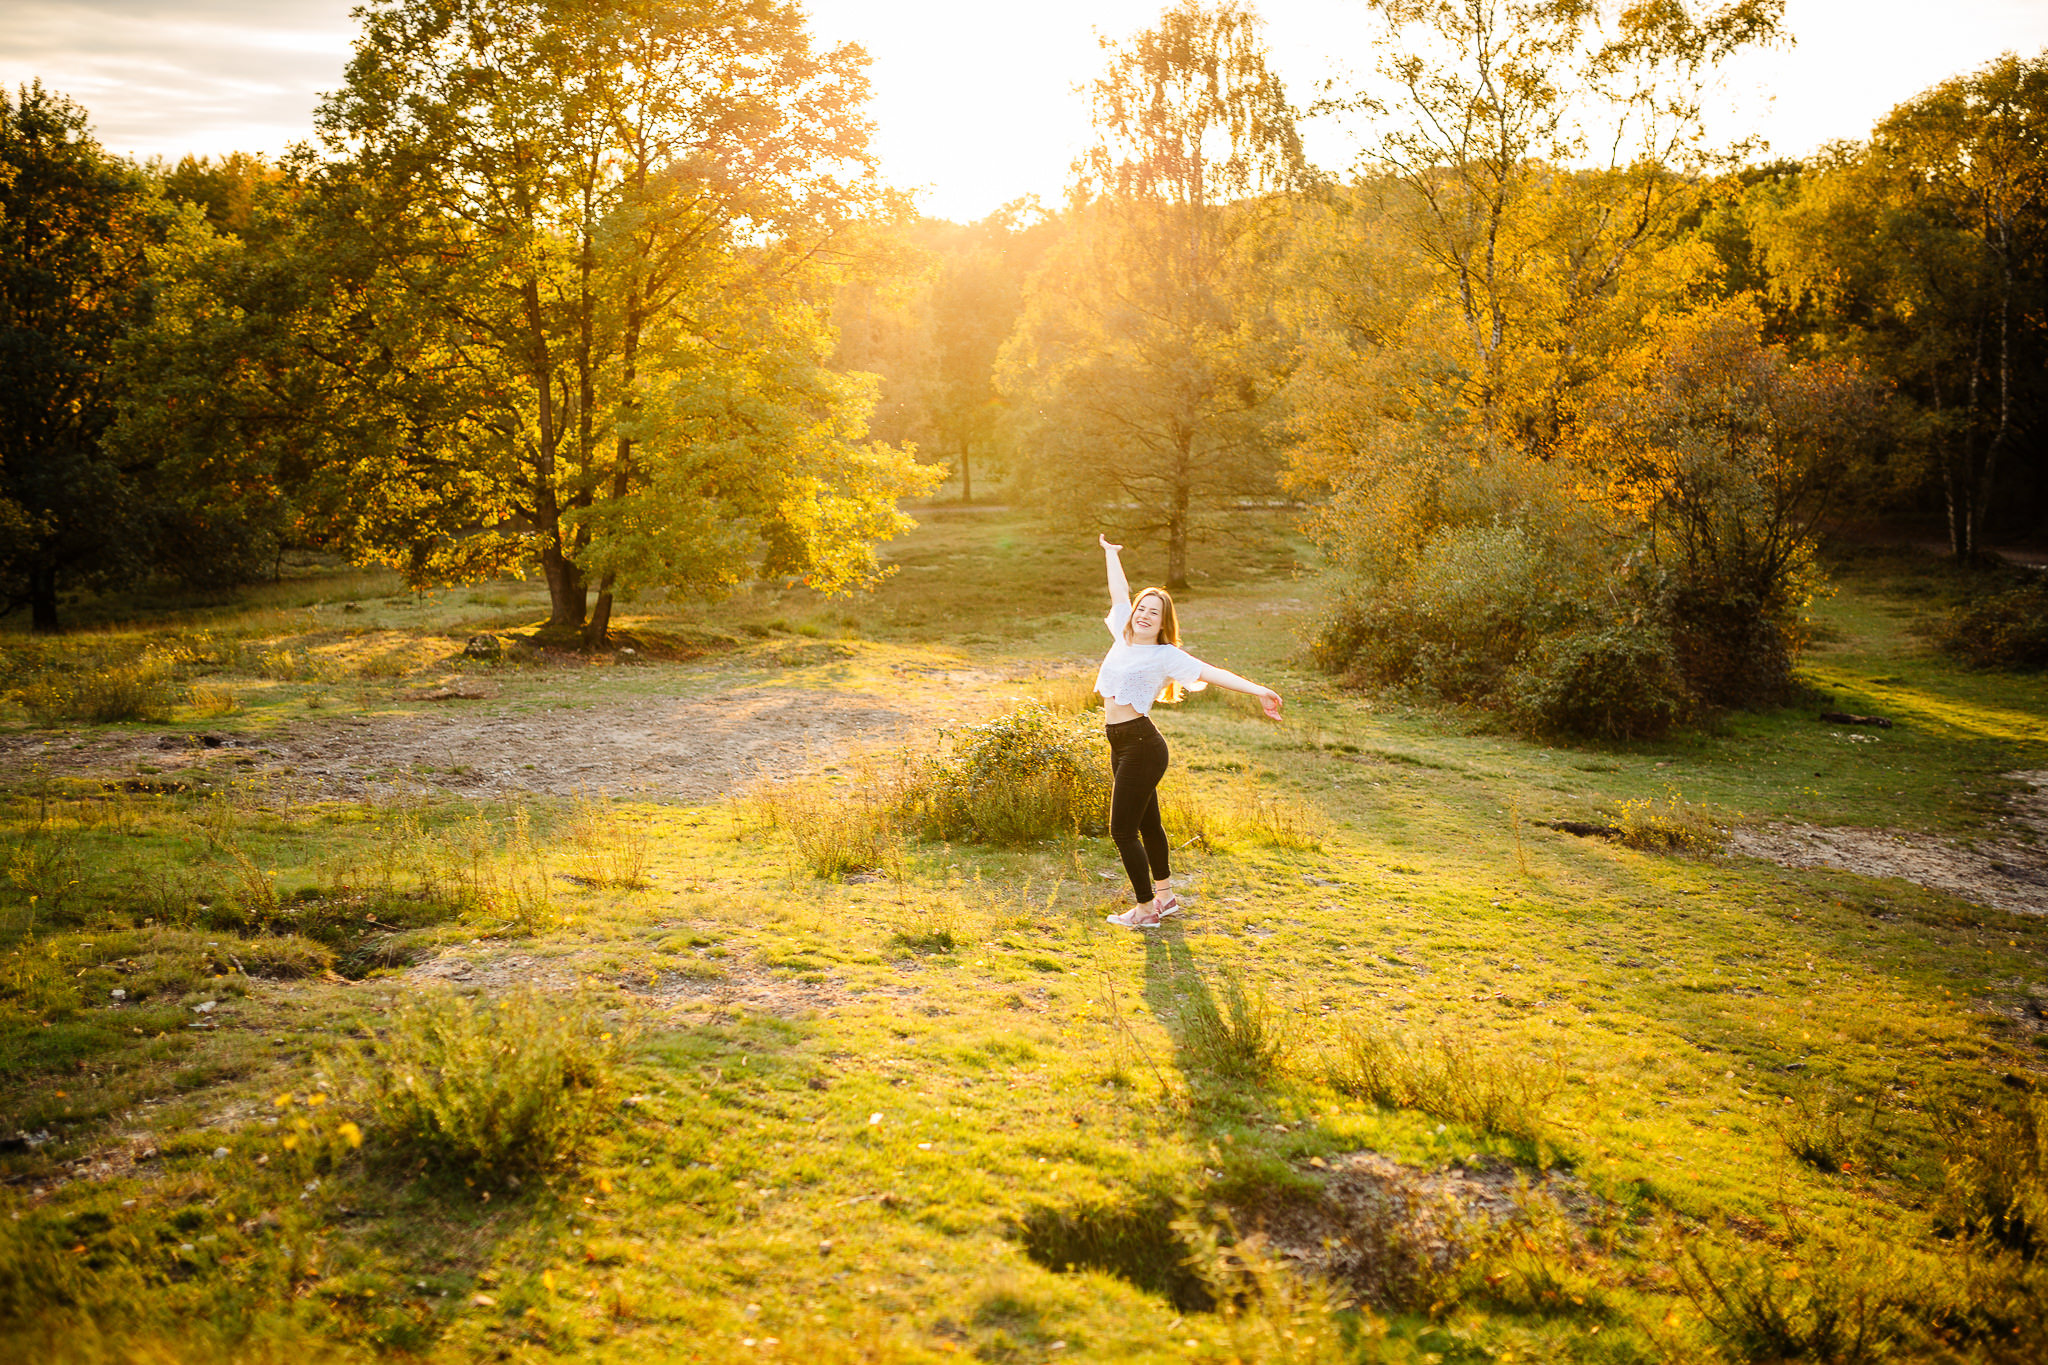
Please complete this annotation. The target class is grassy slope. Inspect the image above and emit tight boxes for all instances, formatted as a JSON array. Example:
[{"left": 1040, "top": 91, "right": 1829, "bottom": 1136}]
[{"left": 1, "top": 514, "right": 2044, "bottom": 1363}]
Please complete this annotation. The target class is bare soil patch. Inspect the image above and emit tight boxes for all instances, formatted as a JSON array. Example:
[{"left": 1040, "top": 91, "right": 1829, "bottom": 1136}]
[
  {"left": 1731, "top": 770, "right": 2048, "bottom": 916},
  {"left": 0, "top": 665, "right": 1029, "bottom": 802},
  {"left": 402, "top": 943, "right": 932, "bottom": 1024},
  {"left": 1245, "top": 1152, "right": 1586, "bottom": 1305}
]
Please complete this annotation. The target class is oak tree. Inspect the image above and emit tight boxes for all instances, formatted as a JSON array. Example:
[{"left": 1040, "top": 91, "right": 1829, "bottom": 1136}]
[
  {"left": 0, "top": 84, "right": 160, "bottom": 631},
  {"left": 312, "top": 0, "right": 935, "bottom": 645}
]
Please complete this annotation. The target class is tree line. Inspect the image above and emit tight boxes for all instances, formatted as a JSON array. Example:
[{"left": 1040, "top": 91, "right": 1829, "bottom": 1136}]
[{"left": 3, "top": 0, "right": 2044, "bottom": 732}]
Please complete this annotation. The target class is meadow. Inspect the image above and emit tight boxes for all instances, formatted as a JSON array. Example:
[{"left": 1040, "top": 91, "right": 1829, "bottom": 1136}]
[{"left": 0, "top": 509, "right": 2043, "bottom": 1364}]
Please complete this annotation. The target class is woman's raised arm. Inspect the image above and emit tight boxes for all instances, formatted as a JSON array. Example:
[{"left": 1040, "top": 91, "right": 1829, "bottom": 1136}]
[{"left": 1100, "top": 534, "right": 1130, "bottom": 610}]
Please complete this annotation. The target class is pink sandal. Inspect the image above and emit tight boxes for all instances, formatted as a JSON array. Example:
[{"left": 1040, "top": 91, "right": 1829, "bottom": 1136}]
[{"left": 1105, "top": 907, "right": 1163, "bottom": 929}]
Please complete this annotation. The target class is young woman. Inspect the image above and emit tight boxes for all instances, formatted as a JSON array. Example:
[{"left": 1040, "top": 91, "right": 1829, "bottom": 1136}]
[{"left": 1096, "top": 534, "right": 1282, "bottom": 929}]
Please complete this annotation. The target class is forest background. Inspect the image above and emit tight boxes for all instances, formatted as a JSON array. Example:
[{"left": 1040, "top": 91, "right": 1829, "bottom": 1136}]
[{"left": 4, "top": 0, "right": 2045, "bottom": 740}]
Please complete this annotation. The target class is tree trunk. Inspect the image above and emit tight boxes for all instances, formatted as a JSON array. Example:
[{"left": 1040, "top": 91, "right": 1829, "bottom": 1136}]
[
  {"left": 959, "top": 441, "right": 972, "bottom": 504},
  {"left": 1166, "top": 472, "right": 1191, "bottom": 590},
  {"left": 585, "top": 573, "right": 616, "bottom": 650},
  {"left": 581, "top": 277, "right": 647, "bottom": 651},
  {"left": 28, "top": 565, "right": 59, "bottom": 635},
  {"left": 541, "top": 543, "right": 586, "bottom": 637}
]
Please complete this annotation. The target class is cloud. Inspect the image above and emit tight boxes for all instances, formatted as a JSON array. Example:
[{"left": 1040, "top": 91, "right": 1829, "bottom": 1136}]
[{"left": 0, "top": 0, "right": 353, "bottom": 160}]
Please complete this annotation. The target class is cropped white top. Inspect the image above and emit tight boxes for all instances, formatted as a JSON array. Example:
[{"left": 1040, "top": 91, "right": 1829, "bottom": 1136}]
[{"left": 1094, "top": 598, "right": 1208, "bottom": 716}]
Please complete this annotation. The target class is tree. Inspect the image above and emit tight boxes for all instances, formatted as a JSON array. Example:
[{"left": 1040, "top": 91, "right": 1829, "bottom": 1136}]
[
  {"left": 1300, "top": 0, "right": 1784, "bottom": 465},
  {"left": 0, "top": 84, "right": 160, "bottom": 631},
  {"left": 1748, "top": 54, "right": 2048, "bottom": 559},
  {"left": 829, "top": 207, "right": 1052, "bottom": 503},
  {"left": 312, "top": 0, "right": 935, "bottom": 646},
  {"left": 1000, "top": 0, "right": 1307, "bottom": 588},
  {"left": 1573, "top": 297, "right": 1883, "bottom": 701}
]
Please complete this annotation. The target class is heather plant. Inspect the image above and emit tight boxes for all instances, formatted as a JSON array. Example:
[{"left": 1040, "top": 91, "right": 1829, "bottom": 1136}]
[
  {"left": 899, "top": 702, "right": 1110, "bottom": 846},
  {"left": 335, "top": 985, "right": 628, "bottom": 1181}
]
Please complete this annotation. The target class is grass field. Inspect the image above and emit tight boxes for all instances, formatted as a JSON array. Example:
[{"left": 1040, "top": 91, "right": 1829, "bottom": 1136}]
[{"left": 1, "top": 511, "right": 2044, "bottom": 1363}]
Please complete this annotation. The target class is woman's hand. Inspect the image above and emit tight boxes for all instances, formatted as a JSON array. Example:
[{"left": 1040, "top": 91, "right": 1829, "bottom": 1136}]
[
  {"left": 1259, "top": 688, "right": 1283, "bottom": 720},
  {"left": 1099, "top": 534, "right": 1122, "bottom": 553}
]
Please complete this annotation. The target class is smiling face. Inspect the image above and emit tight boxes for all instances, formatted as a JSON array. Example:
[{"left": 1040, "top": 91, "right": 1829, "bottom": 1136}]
[{"left": 1128, "top": 589, "right": 1171, "bottom": 645}]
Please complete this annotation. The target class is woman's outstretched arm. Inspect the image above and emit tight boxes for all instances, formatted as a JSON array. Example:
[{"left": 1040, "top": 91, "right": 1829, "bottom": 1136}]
[
  {"left": 1100, "top": 534, "right": 1130, "bottom": 610},
  {"left": 1196, "top": 663, "right": 1283, "bottom": 720}
]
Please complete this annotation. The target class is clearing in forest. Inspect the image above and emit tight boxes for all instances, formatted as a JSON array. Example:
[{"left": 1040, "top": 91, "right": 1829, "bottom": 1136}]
[{"left": 2, "top": 511, "right": 2045, "bottom": 1363}]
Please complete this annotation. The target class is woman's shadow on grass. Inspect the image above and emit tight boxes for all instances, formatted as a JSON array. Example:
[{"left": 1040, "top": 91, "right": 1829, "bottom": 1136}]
[{"left": 1136, "top": 924, "right": 1290, "bottom": 1093}]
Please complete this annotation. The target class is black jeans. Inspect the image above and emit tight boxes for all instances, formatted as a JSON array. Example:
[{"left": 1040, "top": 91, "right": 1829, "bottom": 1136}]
[{"left": 1106, "top": 715, "right": 1171, "bottom": 904}]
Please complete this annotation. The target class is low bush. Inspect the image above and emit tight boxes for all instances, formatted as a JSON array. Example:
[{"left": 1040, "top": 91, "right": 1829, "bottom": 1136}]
[
  {"left": 1508, "top": 623, "right": 1692, "bottom": 741},
  {"left": 13, "top": 651, "right": 177, "bottom": 725},
  {"left": 1937, "top": 580, "right": 2048, "bottom": 671},
  {"left": 1672, "top": 1227, "right": 1913, "bottom": 1365},
  {"left": 335, "top": 985, "right": 628, "bottom": 1182},
  {"left": 1664, "top": 580, "right": 1805, "bottom": 708},
  {"left": 1311, "top": 522, "right": 1581, "bottom": 701},
  {"left": 1614, "top": 790, "right": 1728, "bottom": 855},
  {"left": 1937, "top": 1092, "right": 2047, "bottom": 1257},
  {"left": 900, "top": 703, "right": 1109, "bottom": 846}
]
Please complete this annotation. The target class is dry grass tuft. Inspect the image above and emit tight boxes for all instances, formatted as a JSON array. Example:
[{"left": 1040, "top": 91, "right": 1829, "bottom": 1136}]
[
  {"left": 749, "top": 759, "right": 904, "bottom": 879},
  {"left": 1175, "top": 966, "right": 1294, "bottom": 1084},
  {"left": 184, "top": 681, "right": 243, "bottom": 717},
  {"left": 1328, "top": 1015, "right": 1563, "bottom": 1148},
  {"left": 563, "top": 792, "right": 650, "bottom": 889}
]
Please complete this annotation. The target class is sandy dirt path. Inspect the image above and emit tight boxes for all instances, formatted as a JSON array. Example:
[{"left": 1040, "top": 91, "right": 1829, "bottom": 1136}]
[
  {"left": 1730, "top": 771, "right": 2048, "bottom": 916},
  {"left": 0, "top": 662, "right": 1042, "bottom": 802}
]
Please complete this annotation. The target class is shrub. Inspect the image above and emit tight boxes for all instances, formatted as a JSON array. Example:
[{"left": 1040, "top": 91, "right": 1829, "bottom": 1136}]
[
  {"left": 1664, "top": 580, "right": 1804, "bottom": 708},
  {"left": 1328, "top": 1015, "right": 1561, "bottom": 1149},
  {"left": 1937, "top": 581, "right": 2048, "bottom": 671},
  {"left": 1614, "top": 790, "right": 1728, "bottom": 854},
  {"left": 1937, "top": 1092, "right": 2047, "bottom": 1258},
  {"left": 1508, "top": 623, "right": 1691, "bottom": 741},
  {"left": 1673, "top": 1227, "right": 1911, "bottom": 1365},
  {"left": 900, "top": 703, "right": 1109, "bottom": 846},
  {"left": 336, "top": 985, "right": 627, "bottom": 1181},
  {"left": 1311, "top": 521, "right": 1581, "bottom": 699}
]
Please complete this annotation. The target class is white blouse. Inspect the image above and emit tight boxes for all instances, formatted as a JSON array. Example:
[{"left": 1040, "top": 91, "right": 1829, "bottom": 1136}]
[{"left": 1094, "top": 598, "right": 1208, "bottom": 715}]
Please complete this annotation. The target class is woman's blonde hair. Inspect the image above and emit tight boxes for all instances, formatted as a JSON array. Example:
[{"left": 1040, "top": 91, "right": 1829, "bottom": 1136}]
[{"left": 1125, "top": 587, "right": 1198, "bottom": 704}]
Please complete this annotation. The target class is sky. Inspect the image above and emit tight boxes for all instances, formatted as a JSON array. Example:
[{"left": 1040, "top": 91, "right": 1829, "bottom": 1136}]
[{"left": 4, "top": 0, "right": 2046, "bottom": 223}]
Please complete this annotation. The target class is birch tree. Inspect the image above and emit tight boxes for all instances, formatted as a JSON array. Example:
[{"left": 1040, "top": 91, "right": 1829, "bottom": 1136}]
[{"left": 1000, "top": 0, "right": 1307, "bottom": 588}]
